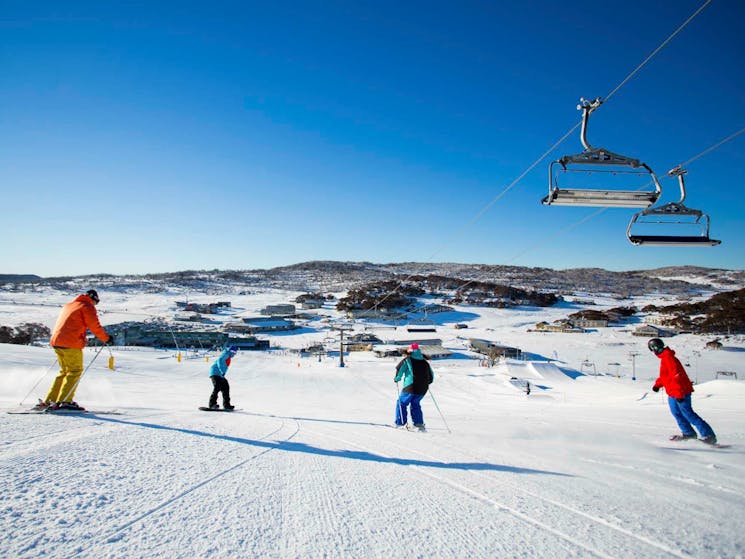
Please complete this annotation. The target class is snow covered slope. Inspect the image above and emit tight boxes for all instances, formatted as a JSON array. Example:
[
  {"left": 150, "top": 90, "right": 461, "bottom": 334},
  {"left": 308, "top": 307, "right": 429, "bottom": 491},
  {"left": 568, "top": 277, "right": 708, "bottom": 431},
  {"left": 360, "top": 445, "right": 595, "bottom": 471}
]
[
  {"left": 1, "top": 342, "right": 744, "bottom": 559},
  {"left": 1, "top": 286, "right": 744, "bottom": 558}
]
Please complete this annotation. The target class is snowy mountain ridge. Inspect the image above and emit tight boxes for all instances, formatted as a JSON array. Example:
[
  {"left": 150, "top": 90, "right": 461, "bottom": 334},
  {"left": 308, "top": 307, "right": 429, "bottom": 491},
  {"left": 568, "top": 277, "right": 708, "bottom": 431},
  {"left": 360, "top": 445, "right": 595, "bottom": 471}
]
[{"left": 3, "top": 262, "right": 743, "bottom": 296}]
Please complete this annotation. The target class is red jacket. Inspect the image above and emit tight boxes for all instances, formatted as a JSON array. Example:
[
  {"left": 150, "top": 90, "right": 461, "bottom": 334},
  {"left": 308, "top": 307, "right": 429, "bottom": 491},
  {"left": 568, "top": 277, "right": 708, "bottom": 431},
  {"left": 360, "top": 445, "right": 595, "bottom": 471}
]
[
  {"left": 652, "top": 347, "right": 694, "bottom": 399},
  {"left": 50, "top": 294, "right": 109, "bottom": 349}
]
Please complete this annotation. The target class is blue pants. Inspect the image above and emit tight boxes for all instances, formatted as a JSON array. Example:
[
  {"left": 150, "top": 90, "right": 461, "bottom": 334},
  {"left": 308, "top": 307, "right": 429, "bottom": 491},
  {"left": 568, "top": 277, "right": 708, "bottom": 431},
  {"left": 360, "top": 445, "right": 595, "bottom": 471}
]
[
  {"left": 395, "top": 392, "right": 425, "bottom": 425},
  {"left": 668, "top": 395, "right": 715, "bottom": 438}
]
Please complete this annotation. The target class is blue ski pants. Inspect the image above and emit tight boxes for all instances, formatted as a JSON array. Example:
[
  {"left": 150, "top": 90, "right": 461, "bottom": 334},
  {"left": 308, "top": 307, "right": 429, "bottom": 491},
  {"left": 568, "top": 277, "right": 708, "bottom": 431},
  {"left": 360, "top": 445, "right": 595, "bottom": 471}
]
[
  {"left": 395, "top": 392, "right": 425, "bottom": 426},
  {"left": 668, "top": 395, "right": 715, "bottom": 438}
]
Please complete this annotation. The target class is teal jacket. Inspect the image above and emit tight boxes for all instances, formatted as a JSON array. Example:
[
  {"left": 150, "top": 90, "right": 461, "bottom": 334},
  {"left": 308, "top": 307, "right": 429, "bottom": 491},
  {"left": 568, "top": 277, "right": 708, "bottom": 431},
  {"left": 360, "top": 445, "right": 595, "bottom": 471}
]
[
  {"left": 394, "top": 349, "right": 434, "bottom": 395},
  {"left": 209, "top": 348, "right": 236, "bottom": 377}
]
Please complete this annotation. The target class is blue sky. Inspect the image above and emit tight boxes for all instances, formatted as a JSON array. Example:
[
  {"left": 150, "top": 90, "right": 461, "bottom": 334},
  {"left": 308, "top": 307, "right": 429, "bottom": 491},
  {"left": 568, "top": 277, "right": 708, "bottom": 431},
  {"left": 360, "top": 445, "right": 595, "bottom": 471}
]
[{"left": 2, "top": 1, "right": 744, "bottom": 276}]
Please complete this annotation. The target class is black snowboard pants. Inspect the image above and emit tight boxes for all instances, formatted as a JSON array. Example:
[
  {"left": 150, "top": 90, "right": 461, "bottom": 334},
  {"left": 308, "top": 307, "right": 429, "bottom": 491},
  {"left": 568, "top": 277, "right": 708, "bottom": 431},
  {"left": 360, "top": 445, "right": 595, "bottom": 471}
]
[{"left": 209, "top": 376, "right": 231, "bottom": 408}]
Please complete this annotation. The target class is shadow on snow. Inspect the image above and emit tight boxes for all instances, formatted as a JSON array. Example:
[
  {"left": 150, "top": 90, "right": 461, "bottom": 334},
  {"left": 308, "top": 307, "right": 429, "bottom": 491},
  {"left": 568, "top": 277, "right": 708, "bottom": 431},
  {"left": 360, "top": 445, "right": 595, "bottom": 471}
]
[{"left": 80, "top": 414, "right": 571, "bottom": 476}]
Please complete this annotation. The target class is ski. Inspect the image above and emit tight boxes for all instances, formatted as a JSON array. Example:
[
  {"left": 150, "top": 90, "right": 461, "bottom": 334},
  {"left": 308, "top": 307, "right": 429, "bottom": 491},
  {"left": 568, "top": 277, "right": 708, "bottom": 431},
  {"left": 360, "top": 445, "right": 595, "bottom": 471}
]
[
  {"left": 387, "top": 424, "right": 426, "bottom": 432},
  {"left": 7, "top": 409, "right": 123, "bottom": 415}
]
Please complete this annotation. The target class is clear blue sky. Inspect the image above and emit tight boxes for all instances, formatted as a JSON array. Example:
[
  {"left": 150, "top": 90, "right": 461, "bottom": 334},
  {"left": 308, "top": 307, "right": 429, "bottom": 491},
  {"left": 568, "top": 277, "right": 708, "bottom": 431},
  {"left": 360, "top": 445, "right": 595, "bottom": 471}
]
[{"left": 2, "top": 1, "right": 744, "bottom": 277}]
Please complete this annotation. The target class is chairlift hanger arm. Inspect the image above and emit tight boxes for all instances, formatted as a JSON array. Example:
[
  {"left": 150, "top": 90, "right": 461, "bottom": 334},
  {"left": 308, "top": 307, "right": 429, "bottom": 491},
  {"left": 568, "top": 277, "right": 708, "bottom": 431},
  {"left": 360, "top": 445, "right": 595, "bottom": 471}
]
[
  {"left": 578, "top": 97, "right": 603, "bottom": 152},
  {"left": 542, "top": 97, "right": 662, "bottom": 208}
]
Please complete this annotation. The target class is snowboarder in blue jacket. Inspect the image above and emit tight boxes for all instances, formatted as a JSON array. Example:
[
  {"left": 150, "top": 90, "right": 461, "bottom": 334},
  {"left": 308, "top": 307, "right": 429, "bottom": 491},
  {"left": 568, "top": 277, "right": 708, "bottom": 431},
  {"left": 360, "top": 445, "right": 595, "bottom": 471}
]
[
  {"left": 394, "top": 344, "right": 434, "bottom": 430},
  {"left": 208, "top": 345, "right": 238, "bottom": 410}
]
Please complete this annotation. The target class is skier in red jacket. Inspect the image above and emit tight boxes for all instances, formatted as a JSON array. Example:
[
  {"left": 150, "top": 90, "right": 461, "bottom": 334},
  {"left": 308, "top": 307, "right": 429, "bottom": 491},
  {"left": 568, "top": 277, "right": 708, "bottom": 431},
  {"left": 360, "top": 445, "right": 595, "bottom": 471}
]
[{"left": 649, "top": 338, "right": 717, "bottom": 445}]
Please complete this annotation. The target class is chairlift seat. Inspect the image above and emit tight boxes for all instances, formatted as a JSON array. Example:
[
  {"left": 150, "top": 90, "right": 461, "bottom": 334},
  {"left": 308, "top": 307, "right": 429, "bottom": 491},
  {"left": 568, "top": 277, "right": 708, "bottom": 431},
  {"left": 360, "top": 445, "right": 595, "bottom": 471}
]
[
  {"left": 626, "top": 204, "right": 721, "bottom": 246},
  {"left": 542, "top": 188, "right": 659, "bottom": 208},
  {"left": 628, "top": 235, "right": 721, "bottom": 246}
]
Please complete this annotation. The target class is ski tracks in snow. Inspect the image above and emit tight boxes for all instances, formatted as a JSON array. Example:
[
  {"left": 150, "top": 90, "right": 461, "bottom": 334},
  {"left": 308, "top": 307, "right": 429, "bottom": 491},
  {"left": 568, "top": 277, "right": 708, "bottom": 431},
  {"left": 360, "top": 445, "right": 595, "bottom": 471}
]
[
  {"left": 0, "top": 411, "right": 300, "bottom": 559},
  {"left": 77, "top": 416, "right": 300, "bottom": 558},
  {"left": 305, "top": 423, "right": 696, "bottom": 559}
]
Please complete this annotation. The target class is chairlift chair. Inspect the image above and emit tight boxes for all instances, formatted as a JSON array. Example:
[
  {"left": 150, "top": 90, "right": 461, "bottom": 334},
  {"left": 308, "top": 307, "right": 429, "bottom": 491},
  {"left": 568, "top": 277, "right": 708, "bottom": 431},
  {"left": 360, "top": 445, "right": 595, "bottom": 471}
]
[
  {"left": 542, "top": 98, "right": 662, "bottom": 208},
  {"left": 626, "top": 166, "right": 721, "bottom": 246}
]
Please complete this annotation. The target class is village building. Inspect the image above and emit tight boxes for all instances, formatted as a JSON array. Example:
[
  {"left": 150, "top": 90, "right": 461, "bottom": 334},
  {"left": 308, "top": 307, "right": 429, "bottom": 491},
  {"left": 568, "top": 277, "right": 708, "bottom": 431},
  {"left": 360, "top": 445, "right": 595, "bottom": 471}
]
[
  {"left": 345, "top": 308, "right": 398, "bottom": 319},
  {"left": 468, "top": 339, "right": 522, "bottom": 358},
  {"left": 174, "top": 312, "right": 203, "bottom": 322},
  {"left": 240, "top": 316, "right": 298, "bottom": 333},
  {"left": 175, "top": 301, "right": 231, "bottom": 314},
  {"left": 345, "top": 333, "right": 383, "bottom": 351},
  {"left": 261, "top": 304, "right": 296, "bottom": 317},
  {"left": 533, "top": 320, "right": 585, "bottom": 333},
  {"left": 632, "top": 324, "right": 675, "bottom": 337},
  {"left": 113, "top": 323, "right": 269, "bottom": 350},
  {"left": 571, "top": 318, "right": 609, "bottom": 328},
  {"left": 300, "top": 299, "right": 325, "bottom": 309},
  {"left": 372, "top": 343, "right": 452, "bottom": 359}
]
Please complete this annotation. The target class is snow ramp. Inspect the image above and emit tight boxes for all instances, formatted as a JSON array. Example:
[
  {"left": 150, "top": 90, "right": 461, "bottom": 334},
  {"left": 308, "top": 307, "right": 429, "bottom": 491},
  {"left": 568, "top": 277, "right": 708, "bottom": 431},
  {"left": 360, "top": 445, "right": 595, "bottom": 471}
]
[{"left": 504, "top": 360, "right": 581, "bottom": 383}]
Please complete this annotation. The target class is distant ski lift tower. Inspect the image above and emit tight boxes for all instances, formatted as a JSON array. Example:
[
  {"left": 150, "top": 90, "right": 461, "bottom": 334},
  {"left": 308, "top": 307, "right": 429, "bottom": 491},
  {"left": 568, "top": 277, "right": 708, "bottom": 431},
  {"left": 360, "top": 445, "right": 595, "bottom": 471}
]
[
  {"left": 629, "top": 351, "right": 640, "bottom": 381},
  {"left": 330, "top": 324, "right": 352, "bottom": 368},
  {"left": 581, "top": 360, "right": 597, "bottom": 375}
]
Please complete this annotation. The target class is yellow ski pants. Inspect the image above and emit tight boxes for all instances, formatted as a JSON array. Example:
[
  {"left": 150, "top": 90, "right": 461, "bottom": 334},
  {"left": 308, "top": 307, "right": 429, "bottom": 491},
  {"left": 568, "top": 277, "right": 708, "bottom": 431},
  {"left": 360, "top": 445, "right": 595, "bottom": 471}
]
[{"left": 45, "top": 348, "right": 84, "bottom": 403}]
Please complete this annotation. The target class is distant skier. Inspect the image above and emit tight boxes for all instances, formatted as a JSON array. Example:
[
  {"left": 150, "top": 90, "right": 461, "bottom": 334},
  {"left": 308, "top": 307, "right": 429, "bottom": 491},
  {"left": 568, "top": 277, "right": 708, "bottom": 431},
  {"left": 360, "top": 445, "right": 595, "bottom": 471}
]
[
  {"left": 648, "top": 338, "right": 717, "bottom": 445},
  {"left": 36, "top": 289, "right": 114, "bottom": 411},
  {"left": 394, "top": 343, "right": 434, "bottom": 430},
  {"left": 207, "top": 345, "right": 238, "bottom": 410}
]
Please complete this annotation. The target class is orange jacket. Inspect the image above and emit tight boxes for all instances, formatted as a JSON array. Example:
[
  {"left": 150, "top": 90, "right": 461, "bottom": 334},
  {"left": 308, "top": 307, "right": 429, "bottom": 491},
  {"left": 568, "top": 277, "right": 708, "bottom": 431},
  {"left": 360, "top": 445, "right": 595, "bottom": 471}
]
[
  {"left": 652, "top": 347, "right": 694, "bottom": 399},
  {"left": 50, "top": 294, "right": 109, "bottom": 349}
]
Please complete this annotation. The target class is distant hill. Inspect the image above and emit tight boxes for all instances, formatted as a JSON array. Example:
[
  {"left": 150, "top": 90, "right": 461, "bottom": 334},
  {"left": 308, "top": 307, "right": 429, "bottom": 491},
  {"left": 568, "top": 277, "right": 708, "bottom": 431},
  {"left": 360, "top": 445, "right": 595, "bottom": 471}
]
[
  {"left": 0, "top": 274, "right": 42, "bottom": 283},
  {"left": 643, "top": 287, "right": 745, "bottom": 334},
  {"left": 1, "top": 262, "right": 743, "bottom": 297}
]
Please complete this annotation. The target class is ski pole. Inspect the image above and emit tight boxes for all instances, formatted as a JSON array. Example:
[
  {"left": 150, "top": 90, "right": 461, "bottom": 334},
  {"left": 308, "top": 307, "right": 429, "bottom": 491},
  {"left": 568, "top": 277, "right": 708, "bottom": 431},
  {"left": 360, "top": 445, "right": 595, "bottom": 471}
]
[
  {"left": 395, "top": 381, "right": 407, "bottom": 428},
  {"left": 19, "top": 358, "right": 58, "bottom": 406},
  {"left": 58, "top": 345, "right": 105, "bottom": 404},
  {"left": 428, "top": 388, "right": 451, "bottom": 434}
]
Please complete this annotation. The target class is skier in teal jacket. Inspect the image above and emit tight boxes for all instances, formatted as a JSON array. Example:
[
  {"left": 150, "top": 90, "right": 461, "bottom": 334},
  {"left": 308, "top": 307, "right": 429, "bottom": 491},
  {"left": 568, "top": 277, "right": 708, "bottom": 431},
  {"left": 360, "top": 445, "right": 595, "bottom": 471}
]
[
  {"left": 394, "top": 344, "right": 434, "bottom": 430},
  {"left": 208, "top": 346, "right": 237, "bottom": 410}
]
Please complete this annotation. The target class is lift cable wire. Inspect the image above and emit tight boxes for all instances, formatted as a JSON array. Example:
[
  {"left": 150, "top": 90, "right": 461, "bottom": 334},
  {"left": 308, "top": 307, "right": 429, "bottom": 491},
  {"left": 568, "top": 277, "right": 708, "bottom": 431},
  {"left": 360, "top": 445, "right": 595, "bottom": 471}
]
[
  {"left": 352, "top": 0, "right": 714, "bottom": 322},
  {"left": 602, "top": 0, "right": 713, "bottom": 104},
  {"left": 676, "top": 125, "right": 745, "bottom": 169}
]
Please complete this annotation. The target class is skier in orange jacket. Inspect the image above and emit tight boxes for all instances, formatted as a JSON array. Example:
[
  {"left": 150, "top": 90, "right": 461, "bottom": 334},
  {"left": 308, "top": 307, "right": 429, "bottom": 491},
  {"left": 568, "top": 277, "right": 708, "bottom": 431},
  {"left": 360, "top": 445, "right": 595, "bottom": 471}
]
[{"left": 36, "top": 289, "right": 114, "bottom": 411}]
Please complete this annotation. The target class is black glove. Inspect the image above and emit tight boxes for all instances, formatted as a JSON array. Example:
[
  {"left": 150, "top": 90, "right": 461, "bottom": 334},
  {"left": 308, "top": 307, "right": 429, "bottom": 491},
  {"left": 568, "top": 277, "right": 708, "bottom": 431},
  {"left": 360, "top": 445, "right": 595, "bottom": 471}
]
[
  {"left": 676, "top": 397, "right": 684, "bottom": 403},
  {"left": 106, "top": 334, "right": 116, "bottom": 345},
  {"left": 652, "top": 385, "right": 660, "bottom": 393}
]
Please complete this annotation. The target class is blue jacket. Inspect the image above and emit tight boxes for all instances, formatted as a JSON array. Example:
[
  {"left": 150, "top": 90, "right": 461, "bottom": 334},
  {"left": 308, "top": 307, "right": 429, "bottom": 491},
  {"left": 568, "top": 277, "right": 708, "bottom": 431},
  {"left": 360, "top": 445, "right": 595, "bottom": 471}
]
[
  {"left": 209, "top": 349, "right": 236, "bottom": 377},
  {"left": 394, "top": 350, "right": 434, "bottom": 395}
]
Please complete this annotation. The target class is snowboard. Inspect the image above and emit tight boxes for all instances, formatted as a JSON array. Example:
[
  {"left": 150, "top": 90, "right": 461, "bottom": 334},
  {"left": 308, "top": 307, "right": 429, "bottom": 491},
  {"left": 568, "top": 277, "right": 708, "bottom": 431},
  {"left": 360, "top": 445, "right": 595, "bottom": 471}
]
[
  {"left": 666, "top": 437, "right": 731, "bottom": 449},
  {"left": 198, "top": 406, "right": 237, "bottom": 412},
  {"left": 700, "top": 442, "right": 731, "bottom": 449}
]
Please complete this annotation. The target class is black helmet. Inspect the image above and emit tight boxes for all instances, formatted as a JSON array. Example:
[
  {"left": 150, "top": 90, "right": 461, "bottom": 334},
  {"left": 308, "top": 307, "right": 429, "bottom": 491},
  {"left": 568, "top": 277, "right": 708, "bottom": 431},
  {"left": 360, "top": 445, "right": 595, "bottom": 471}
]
[
  {"left": 86, "top": 289, "right": 100, "bottom": 304},
  {"left": 648, "top": 338, "right": 665, "bottom": 355}
]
